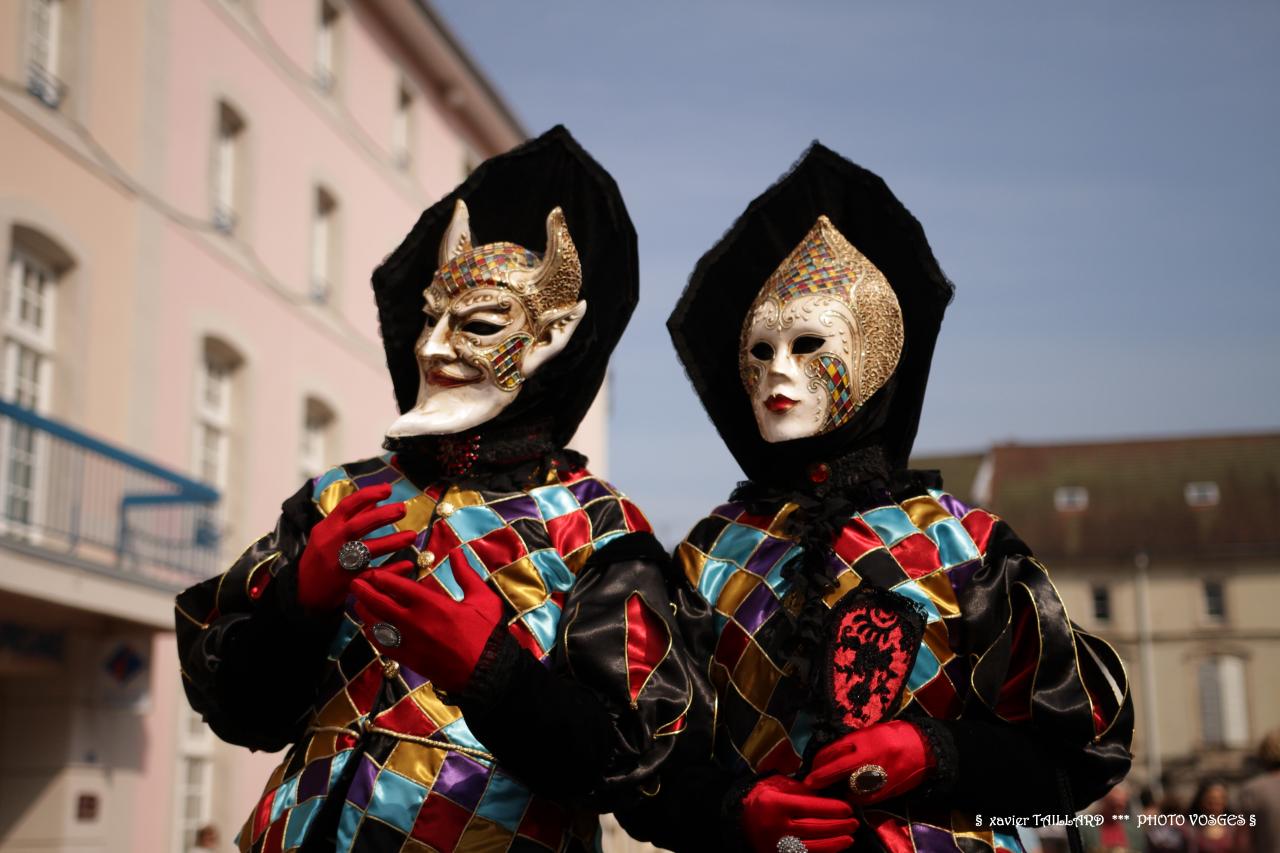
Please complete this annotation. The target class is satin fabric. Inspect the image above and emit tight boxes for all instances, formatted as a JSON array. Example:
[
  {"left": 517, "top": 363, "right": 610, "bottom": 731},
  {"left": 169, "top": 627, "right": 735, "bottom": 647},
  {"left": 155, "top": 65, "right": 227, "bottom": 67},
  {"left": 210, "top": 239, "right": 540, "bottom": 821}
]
[
  {"left": 176, "top": 455, "right": 704, "bottom": 853},
  {"left": 620, "top": 478, "right": 1133, "bottom": 853}
]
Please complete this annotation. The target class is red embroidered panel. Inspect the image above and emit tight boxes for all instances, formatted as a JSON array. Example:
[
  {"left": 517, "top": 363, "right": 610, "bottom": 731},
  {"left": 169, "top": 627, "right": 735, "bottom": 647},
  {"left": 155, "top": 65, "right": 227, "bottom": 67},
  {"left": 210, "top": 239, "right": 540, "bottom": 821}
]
[{"left": 825, "top": 588, "right": 924, "bottom": 733}]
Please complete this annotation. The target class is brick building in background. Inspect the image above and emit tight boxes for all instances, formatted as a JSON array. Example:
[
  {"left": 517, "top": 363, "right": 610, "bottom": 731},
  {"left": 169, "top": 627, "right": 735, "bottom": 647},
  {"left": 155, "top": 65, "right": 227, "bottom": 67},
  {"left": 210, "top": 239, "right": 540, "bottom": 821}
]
[
  {"left": 916, "top": 432, "right": 1280, "bottom": 800},
  {"left": 0, "top": 1, "right": 611, "bottom": 850}
]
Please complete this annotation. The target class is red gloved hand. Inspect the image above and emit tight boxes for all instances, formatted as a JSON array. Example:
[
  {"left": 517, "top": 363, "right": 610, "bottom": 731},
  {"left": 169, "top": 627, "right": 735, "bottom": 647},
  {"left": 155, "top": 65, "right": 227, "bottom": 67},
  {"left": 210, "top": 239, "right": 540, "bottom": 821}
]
[
  {"left": 297, "top": 484, "right": 416, "bottom": 615},
  {"left": 804, "top": 720, "right": 935, "bottom": 805},
  {"left": 351, "top": 561, "right": 505, "bottom": 693},
  {"left": 741, "top": 774, "right": 859, "bottom": 853}
]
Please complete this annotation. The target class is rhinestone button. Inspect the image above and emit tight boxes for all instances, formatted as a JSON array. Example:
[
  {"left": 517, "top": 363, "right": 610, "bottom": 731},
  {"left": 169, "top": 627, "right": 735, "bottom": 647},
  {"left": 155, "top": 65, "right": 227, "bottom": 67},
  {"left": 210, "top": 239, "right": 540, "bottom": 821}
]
[
  {"left": 417, "top": 550, "right": 436, "bottom": 570},
  {"left": 437, "top": 500, "right": 455, "bottom": 517}
]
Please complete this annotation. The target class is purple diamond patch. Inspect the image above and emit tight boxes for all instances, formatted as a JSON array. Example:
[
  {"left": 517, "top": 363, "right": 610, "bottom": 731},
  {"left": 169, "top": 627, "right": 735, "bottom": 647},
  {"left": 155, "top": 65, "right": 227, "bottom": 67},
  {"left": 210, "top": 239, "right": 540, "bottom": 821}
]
[{"left": 432, "top": 751, "right": 489, "bottom": 811}]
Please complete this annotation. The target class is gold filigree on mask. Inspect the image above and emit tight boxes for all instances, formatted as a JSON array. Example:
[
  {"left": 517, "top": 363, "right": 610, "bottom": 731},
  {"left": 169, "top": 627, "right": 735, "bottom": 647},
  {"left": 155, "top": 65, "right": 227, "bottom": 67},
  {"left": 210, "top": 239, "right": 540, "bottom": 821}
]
[
  {"left": 428, "top": 200, "right": 583, "bottom": 338},
  {"left": 739, "top": 216, "right": 903, "bottom": 431}
]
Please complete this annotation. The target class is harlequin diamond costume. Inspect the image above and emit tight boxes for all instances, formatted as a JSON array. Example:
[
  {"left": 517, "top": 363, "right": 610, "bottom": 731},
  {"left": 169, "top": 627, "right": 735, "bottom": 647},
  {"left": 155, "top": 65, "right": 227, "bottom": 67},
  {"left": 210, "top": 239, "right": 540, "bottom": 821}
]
[
  {"left": 175, "top": 127, "right": 706, "bottom": 853},
  {"left": 617, "top": 145, "right": 1134, "bottom": 853}
]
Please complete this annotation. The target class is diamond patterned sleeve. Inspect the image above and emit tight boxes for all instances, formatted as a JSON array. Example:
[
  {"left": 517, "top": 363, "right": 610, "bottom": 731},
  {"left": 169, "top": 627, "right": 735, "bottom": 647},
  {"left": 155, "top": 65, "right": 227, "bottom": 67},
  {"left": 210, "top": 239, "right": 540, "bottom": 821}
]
[
  {"left": 174, "top": 480, "right": 333, "bottom": 752},
  {"left": 947, "top": 519, "right": 1135, "bottom": 811}
]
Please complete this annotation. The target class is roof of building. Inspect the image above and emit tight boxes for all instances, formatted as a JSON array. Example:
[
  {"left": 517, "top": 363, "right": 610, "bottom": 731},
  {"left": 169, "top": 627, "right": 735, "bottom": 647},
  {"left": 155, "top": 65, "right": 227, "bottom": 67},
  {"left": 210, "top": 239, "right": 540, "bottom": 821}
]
[
  {"left": 411, "top": 1, "right": 527, "bottom": 139},
  {"left": 910, "top": 452, "right": 984, "bottom": 503},
  {"left": 367, "top": 0, "right": 527, "bottom": 155},
  {"left": 914, "top": 432, "right": 1280, "bottom": 563}
]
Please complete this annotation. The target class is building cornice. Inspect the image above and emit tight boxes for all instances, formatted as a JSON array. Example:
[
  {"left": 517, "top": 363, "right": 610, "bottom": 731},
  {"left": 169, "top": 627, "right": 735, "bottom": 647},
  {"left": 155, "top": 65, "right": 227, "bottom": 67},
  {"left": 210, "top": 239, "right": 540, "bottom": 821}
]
[{"left": 366, "top": 0, "right": 527, "bottom": 155}]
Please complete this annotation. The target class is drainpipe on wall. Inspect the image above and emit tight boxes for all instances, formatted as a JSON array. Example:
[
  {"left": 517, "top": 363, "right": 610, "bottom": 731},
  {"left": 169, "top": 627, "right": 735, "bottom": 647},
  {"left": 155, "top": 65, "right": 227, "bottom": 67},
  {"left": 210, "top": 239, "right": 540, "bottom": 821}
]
[{"left": 1135, "top": 550, "right": 1163, "bottom": 795}]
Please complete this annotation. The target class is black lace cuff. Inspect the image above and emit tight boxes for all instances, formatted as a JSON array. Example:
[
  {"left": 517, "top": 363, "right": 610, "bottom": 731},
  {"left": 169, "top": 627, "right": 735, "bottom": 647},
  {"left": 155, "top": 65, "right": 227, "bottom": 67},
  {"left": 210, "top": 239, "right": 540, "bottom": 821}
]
[
  {"left": 913, "top": 717, "right": 959, "bottom": 799},
  {"left": 451, "top": 622, "right": 527, "bottom": 710},
  {"left": 722, "top": 773, "right": 762, "bottom": 853}
]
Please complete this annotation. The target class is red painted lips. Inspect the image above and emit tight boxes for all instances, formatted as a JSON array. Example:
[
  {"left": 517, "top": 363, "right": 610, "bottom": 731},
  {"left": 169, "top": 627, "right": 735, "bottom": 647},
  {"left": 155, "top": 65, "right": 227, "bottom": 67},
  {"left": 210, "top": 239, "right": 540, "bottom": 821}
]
[
  {"left": 427, "top": 369, "right": 481, "bottom": 388},
  {"left": 764, "top": 394, "right": 798, "bottom": 413}
]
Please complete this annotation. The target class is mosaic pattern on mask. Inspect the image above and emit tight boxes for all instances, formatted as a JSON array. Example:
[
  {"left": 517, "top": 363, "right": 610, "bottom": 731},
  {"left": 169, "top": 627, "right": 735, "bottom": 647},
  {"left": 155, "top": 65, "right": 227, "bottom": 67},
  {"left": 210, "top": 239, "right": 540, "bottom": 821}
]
[
  {"left": 476, "top": 333, "right": 533, "bottom": 391},
  {"left": 433, "top": 243, "right": 540, "bottom": 297},
  {"left": 811, "top": 353, "right": 857, "bottom": 430},
  {"left": 765, "top": 229, "right": 853, "bottom": 305}
]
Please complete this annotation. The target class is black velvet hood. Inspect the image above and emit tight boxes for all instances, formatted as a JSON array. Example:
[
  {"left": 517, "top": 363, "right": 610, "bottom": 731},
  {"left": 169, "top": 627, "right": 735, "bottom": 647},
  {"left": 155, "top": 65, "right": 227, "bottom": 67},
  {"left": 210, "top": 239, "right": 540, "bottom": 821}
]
[
  {"left": 668, "top": 143, "right": 954, "bottom": 486},
  {"left": 372, "top": 126, "right": 637, "bottom": 451}
]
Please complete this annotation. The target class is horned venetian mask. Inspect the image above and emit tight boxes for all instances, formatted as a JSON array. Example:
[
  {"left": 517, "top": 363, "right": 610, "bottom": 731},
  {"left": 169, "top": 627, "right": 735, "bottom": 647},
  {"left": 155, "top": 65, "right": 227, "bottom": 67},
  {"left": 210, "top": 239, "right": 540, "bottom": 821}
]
[
  {"left": 386, "top": 200, "right": 587, "bottom": 437},
  {"left": 740, "top": 216, "right": 903, "bottom": 443}
]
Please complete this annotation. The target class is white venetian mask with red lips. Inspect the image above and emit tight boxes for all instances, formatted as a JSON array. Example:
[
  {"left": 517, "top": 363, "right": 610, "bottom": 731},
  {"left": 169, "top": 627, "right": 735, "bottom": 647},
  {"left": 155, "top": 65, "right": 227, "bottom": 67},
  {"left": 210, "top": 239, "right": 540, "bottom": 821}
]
[
  {"left": 386, "top": 201, "right": 587, "bottom": 437},
  {"left": 740, "top": 216, "right": 904, "bottom": 443}
]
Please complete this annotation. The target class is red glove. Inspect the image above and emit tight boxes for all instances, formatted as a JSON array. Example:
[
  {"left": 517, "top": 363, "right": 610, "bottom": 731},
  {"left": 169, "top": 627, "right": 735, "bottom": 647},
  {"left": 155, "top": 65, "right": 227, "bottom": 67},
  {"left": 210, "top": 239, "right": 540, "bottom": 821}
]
[
  {"left": 804, "top": 720, "right": 935, "bottom": 805},
  {"left": 296, "top": 484, "right": 416, "bottom": 615},
  {"left": 741, "top": 775, "right": 859, "bottom": 853},
  {"left": 351, "top": 561, "right": 504, "bottom": 693}
]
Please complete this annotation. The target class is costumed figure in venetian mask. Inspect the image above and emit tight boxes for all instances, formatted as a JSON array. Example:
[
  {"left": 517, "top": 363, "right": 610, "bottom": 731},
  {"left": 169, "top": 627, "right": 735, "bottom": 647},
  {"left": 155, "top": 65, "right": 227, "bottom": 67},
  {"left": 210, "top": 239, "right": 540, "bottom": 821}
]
[
  {"left": 175, "top": 127, "right": 709, "bottom": 852},
  {"left": 617, "top": 145, "right": 1133, "bottom": 853}
]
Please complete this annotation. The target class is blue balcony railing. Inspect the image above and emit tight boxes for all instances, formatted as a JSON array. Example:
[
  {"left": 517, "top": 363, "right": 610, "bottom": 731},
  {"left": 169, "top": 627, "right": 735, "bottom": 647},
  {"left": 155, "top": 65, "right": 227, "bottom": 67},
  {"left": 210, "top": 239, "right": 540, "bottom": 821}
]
[{"left": 0, "top": 399, "right": 221, "bottom": 589}]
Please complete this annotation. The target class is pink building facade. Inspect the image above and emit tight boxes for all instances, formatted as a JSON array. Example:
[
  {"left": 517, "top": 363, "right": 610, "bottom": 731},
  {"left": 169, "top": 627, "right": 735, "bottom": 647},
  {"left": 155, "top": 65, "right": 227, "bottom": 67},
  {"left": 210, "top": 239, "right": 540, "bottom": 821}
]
[{"left": 0, "top": 2, "right": 606, "bottom": 850}]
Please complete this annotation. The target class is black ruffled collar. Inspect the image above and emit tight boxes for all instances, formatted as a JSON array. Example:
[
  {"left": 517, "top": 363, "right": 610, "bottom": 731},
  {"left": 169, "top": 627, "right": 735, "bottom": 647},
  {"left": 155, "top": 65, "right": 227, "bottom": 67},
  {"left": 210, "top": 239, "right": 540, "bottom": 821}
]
[{"left": 384, "top": 419, "right": 585, "bottom": 493}]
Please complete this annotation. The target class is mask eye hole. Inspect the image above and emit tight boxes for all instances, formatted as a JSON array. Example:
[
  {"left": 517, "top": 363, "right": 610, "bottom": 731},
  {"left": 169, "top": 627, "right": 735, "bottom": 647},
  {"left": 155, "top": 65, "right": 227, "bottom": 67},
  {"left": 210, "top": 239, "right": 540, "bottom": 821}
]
[
  {"left": 792, "top": 335, "right": 825, "bottom": 355},
  {"left": 749, "top": 342, "right": 774, "bottom": 361},
  {"left": 462, "top": 320, "right": 504, "bottom": 336},
  {"left": 423, "top": 313, "right": 439, "bottom": 329}
]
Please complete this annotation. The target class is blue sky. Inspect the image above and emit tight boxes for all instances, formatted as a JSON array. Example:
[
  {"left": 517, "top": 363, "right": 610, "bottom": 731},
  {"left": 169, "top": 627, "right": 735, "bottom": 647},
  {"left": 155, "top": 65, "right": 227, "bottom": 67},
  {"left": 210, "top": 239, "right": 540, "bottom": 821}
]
[{"left": 432, "top": 1, "right": 1280, "bottom": 541}]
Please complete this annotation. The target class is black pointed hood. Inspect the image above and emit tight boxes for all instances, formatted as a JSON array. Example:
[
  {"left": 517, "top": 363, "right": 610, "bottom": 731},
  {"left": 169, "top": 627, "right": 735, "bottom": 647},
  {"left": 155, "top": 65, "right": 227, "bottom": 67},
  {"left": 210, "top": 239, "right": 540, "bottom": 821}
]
[
  {"left": 668, "top": 143, "right": 953, "bottom": 485},
  {"left": 372, "top": 126, "right": 637, "bottom": 450}
]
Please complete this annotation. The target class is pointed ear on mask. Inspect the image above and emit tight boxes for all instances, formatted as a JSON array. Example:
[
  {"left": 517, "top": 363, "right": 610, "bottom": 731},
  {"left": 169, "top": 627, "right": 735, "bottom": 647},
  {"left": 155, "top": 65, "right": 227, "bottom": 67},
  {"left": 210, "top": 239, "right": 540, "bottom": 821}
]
[{"left": 522, "top": 300, "right": 587, "bottom": 377}]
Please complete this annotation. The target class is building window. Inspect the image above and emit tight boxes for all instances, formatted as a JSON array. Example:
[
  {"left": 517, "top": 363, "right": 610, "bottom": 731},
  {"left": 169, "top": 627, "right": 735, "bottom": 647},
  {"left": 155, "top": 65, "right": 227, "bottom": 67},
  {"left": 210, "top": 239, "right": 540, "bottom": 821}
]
[
  {"left": 1185, "top": 481, "right": 1220, "bottom": 508},
  {"left": 315, "top": 0, "right": 340, "bottom": 92},
  {"left": 299, "top": 397, "right": 335, "bottom": 481},
  {"left": 310, "top": 186, "right": 337, "bottom": 303},
  {"left": 175, "top": 708, "right": 214, "bottom": 851},
  {"left": 26, "top": 0, "right": 65, "bottom": 108},
  {"left": 1198, "top": 655, "right": 1248, "bottom": 748},
  {"left": 194, "top": 338, "right": 242, "bottom": 490},
  {"left": 1053, "top": 485, "right": 1089, "bottom": 513},
  {"left": 212, "top": 102, "right": 246, "bottom": 234},
  {"left": 392, "top": 81, "right": 413, "bottom": 169},
  {"left": 2, "top": 228, "right": 70, "bottom": 529},
  {"left": 1203, "top": 579, "right": 1226, "bottom": 622},
  {"left": 1091, "top": 584, "right": 1111, "bottom": 624}
]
